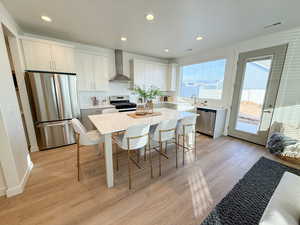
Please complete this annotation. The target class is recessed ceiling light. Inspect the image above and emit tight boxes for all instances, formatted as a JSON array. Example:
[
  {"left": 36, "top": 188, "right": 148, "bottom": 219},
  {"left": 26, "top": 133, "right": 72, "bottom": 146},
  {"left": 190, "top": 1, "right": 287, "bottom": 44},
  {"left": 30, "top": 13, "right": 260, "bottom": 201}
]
[
  {"left": 164, "top": 48, "right": 169, "bottom": 52},
  {"left": 41, "top": 15, "right": 52, "bottom": 22},
  {"left": 121, "top": 37, "right": 127, "bottom": 42},
  {"left": 146, "top": 14, "right": 155, "bottom": 21},
  {"left": 196, "top": 36, "right": 203, "bottom": 41}
]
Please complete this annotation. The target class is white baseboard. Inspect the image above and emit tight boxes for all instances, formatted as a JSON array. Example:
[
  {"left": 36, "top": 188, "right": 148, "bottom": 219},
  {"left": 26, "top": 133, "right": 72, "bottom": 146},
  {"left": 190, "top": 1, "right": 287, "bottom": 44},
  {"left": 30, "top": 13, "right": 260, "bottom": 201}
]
[
  {"left": 6, "top": 160, "right": 33, "bottom": 197},
  {"left": 30, "top": 145, "right": 39, "bottom": 152},
  {"left": 0, "top": 186, "right": 6, "bottom": 197}
]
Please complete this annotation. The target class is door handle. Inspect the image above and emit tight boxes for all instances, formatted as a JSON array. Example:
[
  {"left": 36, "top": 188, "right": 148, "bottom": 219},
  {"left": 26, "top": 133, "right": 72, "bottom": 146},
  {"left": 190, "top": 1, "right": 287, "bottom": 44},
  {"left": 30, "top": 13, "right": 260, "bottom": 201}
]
[{"left": 263, "top": 110, "right": 272, "bottom": 113}]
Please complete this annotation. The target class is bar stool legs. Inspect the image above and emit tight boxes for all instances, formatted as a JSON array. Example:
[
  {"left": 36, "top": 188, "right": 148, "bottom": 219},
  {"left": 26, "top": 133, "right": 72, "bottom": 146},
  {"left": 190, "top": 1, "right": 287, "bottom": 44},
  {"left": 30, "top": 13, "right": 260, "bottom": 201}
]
[
  {"left": 149, "top": 135, "right": 153, "bottom": 179},
  {"left": 116, "top": 144, "right": 119, "bottom": 171},
  {"left": 182, "top": 127, "right": 186, "bottom": 166},
  {"left": 194, "top": 131, "right": 197, "bottom": 160},
  {"left": 127, "top": 150, "right": 132, "bottom": 190},
  {"left": 159, "top": 141, "right": 163, "bottom": 176},
  {"left": 180, "top": 130, "right": 197, "bottom": 166},
  {"left": 175, "top": 133, "right": 178, "bottom": 169},
  {"left": 76, "top": 134, "right": 80, "bottom": 181},
  {"left": 144, "top": 146, "right": 147, "bottom": 161}
]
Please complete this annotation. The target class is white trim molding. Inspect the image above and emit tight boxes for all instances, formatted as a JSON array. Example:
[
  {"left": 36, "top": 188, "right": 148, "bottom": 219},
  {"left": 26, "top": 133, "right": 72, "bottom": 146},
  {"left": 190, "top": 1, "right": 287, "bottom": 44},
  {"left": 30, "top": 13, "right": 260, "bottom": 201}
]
[
  {"left": 0, "top": 186, "right": 6, "bottom": 197},
  {"left": 30, "top": 145, "right": 39, "bottom": 152},
  {"left": 6, "top": 160, "right": 33, "bottom": 197}
]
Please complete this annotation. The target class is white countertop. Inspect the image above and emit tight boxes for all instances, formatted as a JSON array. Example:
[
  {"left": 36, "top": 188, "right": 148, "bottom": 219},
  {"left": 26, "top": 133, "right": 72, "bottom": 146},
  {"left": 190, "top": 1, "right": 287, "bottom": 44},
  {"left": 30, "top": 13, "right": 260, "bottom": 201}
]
[
  {"left": 80, "top": 104, "right": 115, "bottom": 110},
  {"left": 89, "top": 108, "right": 197, "bottom": 135},
  {"left": 155, "top": 101, "right": 192, "bottom": 105}
]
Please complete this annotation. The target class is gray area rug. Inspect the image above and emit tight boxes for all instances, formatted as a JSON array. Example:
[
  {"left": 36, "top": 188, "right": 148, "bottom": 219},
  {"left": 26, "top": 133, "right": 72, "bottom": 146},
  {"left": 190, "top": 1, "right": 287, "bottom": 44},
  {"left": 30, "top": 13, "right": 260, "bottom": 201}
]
[{"left": 200, "top": 157, "right": 300, "bottom": 225}]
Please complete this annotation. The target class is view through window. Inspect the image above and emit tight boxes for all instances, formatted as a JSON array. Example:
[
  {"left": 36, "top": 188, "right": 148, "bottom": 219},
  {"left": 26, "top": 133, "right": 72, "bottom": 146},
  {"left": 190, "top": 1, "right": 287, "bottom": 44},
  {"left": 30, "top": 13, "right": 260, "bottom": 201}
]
[{"left": 180, "top": 59, "right": 226, "bottom": 99}]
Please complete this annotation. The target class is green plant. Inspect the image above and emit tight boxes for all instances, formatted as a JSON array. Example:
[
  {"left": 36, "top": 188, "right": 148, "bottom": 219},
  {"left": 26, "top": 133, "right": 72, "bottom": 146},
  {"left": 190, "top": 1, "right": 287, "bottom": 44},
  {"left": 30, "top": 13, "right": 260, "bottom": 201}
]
[{"left": 134, "top": 85, "right": 162, "bottom": 102}]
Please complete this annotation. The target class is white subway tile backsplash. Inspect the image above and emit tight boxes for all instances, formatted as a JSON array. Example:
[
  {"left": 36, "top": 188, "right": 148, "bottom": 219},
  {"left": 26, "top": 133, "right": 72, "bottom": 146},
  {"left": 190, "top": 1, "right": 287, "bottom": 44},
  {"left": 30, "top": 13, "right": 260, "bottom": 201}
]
[{"left": 78, "top": 82, "right": 135, "bottom": 108}]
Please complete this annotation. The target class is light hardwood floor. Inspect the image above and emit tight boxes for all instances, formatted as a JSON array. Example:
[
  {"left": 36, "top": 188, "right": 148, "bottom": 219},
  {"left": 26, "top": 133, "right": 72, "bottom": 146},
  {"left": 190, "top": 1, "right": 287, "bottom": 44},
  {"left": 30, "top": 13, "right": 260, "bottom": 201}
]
[{"left": 0, "top": 135, "right": 295, "bottom": 225}]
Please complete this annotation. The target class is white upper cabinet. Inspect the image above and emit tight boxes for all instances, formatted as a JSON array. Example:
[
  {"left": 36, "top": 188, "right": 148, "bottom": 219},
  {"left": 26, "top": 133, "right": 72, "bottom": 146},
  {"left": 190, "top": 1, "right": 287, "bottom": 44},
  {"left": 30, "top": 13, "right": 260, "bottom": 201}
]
[
  {"left": 21, "top": 38, "right": 75, "bottom": 73},
  {"left": 168, "top": 63, "right": 179, "bottom": 91},
  {"left": 75, "top": 50, "right": 109, "bottom": 91},
  {"left": 74, "top": 51, "right": 94, "bottom": 90},
  {"left": 51, "top": 44, "right": 75, "bottom": 73},
  {"left": 133, "top": 60, "right": 146, "bottom": 88},
  {"left": 22, "top": 39, "right": 52, "bottom": 71},
  {"left": 133, "top": 59, "right": 169, "bottom": 91},
  {"left": 93, "top": 55, "right": 109, "bottom": 91},
  {"left": 156, "top": 64, "right": 168, "bottom": 91}
]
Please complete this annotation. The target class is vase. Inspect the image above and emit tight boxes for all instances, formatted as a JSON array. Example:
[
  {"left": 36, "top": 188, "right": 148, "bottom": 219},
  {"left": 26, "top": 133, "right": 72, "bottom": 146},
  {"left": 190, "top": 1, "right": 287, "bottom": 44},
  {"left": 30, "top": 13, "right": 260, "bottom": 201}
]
[
  {"left": 146, "top": 100, "right": 154, "bottom": 114},
  {"left": 136, "top": 103, "right": 147, "bottom": 115}
]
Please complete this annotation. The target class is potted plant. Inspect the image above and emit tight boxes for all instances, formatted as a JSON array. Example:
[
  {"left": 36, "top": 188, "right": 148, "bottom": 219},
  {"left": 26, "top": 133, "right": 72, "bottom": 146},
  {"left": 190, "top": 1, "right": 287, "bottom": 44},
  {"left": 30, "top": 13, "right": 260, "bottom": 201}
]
[{"left": 134, "top": 86, "right": 162, "bottom": 114}]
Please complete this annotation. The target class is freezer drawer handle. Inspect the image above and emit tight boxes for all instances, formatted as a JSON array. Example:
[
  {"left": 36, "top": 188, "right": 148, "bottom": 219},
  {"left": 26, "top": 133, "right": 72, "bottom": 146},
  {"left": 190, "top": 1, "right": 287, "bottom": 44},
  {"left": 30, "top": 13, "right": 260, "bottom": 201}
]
[{"left": 37, "top": 122, "right": 69, "bottom": 127}]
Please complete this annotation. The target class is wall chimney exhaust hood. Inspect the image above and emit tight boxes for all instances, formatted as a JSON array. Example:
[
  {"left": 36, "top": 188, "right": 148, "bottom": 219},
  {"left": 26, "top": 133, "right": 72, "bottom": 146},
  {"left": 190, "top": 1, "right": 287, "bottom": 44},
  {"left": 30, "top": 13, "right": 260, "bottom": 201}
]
[{"left": 109, "top": 49, "right": 131, "bottom": 82}]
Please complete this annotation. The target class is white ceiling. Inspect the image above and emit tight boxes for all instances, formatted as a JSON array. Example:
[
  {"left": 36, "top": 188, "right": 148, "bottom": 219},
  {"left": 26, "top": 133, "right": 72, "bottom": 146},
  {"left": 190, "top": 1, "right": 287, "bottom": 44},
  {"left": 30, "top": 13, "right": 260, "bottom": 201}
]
[{"left": 2, "top": 0, "right": 300, "bottom": 59}]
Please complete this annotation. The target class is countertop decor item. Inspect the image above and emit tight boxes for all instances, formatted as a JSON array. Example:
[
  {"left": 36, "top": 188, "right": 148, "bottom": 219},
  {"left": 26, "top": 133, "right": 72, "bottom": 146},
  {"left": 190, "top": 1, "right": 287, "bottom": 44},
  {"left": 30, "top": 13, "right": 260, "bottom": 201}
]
[
  {"left": 134, "top": 85, "right": 162, "bottom": 114},
  {"left": 127, "top": 111, "right": 162, "bottom": 119},
  {"left": 136, "top": 103, "right": 147, "bottom": 115},
  {"left": 91, "top": 96, "right": 99, "bottom": 106}
]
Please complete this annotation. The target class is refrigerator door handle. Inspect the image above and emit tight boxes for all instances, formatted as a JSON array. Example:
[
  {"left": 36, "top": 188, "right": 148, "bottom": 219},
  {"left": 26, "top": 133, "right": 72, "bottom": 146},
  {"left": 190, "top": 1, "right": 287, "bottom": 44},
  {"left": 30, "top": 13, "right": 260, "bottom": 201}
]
[{"left": 54, "top": 74, "right": 64, "bottom": 120}]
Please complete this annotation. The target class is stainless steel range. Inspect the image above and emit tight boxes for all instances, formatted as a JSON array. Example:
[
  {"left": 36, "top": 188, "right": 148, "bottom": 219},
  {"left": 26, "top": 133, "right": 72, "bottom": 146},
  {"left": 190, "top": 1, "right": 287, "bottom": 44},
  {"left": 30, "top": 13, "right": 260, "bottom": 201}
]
[{"left": 109, "top": 96, "right": 136, "bottom": 112}]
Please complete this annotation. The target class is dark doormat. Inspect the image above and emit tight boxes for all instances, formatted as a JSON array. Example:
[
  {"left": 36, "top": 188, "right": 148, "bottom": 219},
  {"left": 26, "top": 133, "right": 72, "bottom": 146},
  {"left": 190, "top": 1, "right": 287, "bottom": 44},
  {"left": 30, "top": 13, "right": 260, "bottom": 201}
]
[{"left": 200, "top": 157, "right": 300, "bottom": 225}]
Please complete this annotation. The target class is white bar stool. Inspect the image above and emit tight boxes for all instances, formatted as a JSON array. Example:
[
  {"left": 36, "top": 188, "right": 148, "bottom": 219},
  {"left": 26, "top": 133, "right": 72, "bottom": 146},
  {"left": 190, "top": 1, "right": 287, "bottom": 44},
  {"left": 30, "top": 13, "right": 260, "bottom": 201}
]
[
  {"left": 177, "top": 115, "right": 197, "bottom": 166},
  {"left": 150, "top": 119, "right": 178, "bottom": 176},
  {"left": 113, "top": 123, "right": 150, "bottom": 189},
  {"left": 71, "top": 118, "right": 104, "bottom": 181}
]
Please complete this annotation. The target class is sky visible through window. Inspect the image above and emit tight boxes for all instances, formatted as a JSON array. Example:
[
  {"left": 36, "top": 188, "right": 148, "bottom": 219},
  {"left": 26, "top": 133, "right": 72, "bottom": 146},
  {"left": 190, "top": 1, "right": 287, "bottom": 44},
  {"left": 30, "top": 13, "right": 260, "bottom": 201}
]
[{"left": 180, "top": 59, "right": 226, "bottom": 99}]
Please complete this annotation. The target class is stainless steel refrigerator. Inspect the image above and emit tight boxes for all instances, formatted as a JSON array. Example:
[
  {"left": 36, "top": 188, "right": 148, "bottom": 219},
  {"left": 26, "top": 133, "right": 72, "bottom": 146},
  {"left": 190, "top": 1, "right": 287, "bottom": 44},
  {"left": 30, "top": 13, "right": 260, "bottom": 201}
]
[{"left": 26, "top": 71, "right": 80, "bottom": 150}]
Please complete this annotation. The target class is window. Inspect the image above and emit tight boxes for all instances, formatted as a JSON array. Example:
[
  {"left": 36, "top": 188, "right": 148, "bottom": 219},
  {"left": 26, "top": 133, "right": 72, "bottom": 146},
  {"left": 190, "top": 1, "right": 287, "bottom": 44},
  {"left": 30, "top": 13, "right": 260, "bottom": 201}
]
[{"left": 180, "top": 59, "right": 227, "bottom": 99}]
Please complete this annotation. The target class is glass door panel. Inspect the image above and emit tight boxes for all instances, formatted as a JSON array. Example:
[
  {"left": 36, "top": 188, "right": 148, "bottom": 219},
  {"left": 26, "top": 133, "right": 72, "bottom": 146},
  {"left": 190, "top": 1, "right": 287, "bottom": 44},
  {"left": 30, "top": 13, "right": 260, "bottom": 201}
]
[{"left": 235, "top": 58, "right": 272, "bottom": 134}]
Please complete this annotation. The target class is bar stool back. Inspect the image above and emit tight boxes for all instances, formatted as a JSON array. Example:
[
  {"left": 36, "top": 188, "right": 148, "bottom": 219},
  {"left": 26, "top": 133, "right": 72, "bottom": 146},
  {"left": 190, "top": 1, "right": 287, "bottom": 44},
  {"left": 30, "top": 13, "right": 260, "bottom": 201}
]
[
  {"left": 151, "top": 119, "right": 178, "bottom": 175},
  {"left": 114, "top": 123, "right": 150, "bottom": 189}
]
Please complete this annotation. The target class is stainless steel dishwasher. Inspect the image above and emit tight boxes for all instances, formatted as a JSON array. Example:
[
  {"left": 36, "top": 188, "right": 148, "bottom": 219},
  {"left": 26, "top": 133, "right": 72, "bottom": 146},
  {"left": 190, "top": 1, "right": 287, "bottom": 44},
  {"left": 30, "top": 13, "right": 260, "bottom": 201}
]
[{"left": 196, "top": 108, "right": 216, "bottom": 136}]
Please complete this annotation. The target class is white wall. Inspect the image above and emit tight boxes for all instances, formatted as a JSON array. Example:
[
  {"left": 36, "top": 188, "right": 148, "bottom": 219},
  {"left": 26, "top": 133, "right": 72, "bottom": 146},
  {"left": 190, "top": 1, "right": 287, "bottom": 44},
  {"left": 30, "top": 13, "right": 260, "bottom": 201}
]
[
  {"left": 176, "top": 26, "right": 300, "bottom": 135},
  {"left": 0, "top": 2, "right": 33, "bottom": 197}
]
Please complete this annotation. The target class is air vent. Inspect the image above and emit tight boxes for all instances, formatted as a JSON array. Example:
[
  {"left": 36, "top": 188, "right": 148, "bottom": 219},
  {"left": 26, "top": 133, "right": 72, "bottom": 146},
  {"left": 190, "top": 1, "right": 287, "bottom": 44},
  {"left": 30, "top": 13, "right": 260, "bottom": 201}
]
[{"left": 264, "top": 22, "right": 282, "bottom": 29}]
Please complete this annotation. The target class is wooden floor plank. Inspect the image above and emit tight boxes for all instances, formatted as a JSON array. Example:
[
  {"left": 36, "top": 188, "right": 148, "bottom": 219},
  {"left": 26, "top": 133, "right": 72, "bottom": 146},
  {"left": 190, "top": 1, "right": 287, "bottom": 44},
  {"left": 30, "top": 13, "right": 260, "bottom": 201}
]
[{"left": 0, "top": 135, "right": 297, "bottom": 225}]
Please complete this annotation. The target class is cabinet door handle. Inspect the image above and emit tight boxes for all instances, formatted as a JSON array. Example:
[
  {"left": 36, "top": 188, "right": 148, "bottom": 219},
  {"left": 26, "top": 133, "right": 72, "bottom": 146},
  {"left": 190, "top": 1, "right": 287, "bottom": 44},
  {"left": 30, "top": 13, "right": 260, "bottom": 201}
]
[{"left": 50, "top": 61, "right": 52, "bottom": 70}]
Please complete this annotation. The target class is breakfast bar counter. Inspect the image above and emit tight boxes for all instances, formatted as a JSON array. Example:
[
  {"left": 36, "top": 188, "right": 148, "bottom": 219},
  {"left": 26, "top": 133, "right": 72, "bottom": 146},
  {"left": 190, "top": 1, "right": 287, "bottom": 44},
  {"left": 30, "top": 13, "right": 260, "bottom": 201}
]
[{"left": 89, "top": 108, "right": 197, "bottom": 188}]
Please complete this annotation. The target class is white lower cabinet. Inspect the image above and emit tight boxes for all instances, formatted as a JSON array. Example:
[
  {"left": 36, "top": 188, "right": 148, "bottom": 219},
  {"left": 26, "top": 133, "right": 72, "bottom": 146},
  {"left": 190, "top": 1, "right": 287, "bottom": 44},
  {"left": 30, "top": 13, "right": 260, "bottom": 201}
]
[{"left": 75, "top": 50, "right": 109, "bottom": 91}]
